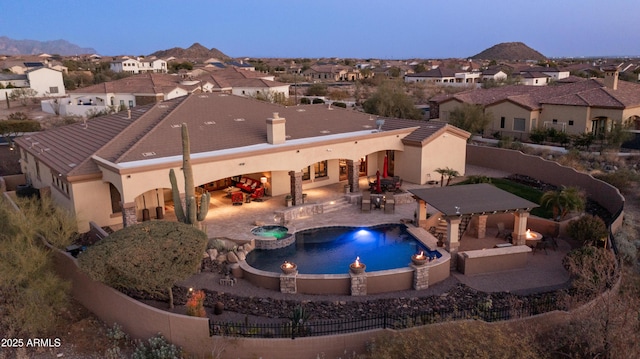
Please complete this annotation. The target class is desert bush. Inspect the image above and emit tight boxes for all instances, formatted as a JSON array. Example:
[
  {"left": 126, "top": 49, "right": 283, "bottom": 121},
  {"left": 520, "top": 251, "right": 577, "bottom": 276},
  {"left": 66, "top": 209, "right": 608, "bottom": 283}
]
[
  {"left": 332, "top": 101, "right": 347, "bottom": 108},
  {"left": 312, "top": 98, "right": 325, "bottom": 104},
  {"left": 563, "top": 246, "right": 617, "bottom": 296},
  {"left": 567, "top": 214, "right": 608, "bottom": 246},
  {"left": 132, "top": 334, "right": 182, "bottom": 359},
  {"left": 299, "top": 97, "right": 310, "bottom": 104}
]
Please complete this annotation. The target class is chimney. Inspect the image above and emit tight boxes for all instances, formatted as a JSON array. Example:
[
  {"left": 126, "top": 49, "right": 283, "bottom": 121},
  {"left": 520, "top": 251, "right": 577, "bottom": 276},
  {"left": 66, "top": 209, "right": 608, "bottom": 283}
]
[
  {"left": 127, "top": 109, "right": 131, "bottom": 119},
  {"left": 603, "top": 67, "right": 618, "bottom": 90},
  {"left": 266, "top": 112, "right": 286, "bottom": 145}
]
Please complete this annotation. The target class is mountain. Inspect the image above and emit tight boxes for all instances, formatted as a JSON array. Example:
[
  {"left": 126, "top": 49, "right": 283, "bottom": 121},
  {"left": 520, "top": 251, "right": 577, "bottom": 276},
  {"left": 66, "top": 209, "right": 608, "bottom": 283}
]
[
  {"left": 470, "top": 42, "right": 546, "bottom": 61},
  {"left": 0, "top": 36, "right": 96, "bottom": 55},
  {"left": 149, "top": 43, "right": 230, "bottom": 60}
]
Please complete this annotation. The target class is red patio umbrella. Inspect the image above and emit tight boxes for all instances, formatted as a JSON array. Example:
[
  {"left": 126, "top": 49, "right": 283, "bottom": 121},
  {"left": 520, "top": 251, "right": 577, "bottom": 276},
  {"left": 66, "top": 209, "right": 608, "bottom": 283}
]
[
  {"left": 375, "top": 170, "right": 382, "bottom": 194},
  {"left": 382, "top": 155, "right": 388, "bottom": 178}
]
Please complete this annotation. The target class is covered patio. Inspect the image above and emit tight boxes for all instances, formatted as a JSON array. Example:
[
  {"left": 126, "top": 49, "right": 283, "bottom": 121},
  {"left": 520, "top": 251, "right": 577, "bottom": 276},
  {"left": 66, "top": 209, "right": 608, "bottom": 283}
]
[{"left": 409, "top": 183, "right": 540, "bottom": 269}]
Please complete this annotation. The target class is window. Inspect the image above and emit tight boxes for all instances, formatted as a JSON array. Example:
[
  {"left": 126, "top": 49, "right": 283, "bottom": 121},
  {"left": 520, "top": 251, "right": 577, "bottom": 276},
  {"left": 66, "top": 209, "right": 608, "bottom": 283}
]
[
  {"left": 314, "top": 160, "right": 328, "bottom": 178},
  {"left": 568, "top": 120, "right": 574, "bottom": 126},
  {"left": 49, "top": 86, "right": 59, "bottom": 94},
  {"left": 302, "top": 166, "right": 311, "bottom": 181},
  {"left": 110, "top": 183, "right": 122, "bottom": 214},
  {"left": 128, "top": 100, "right": 134, "bottom": 108},
  {"left": 35, "top": 161, "right": 40, "bottom": 180},
  {"left": 500, "top": 117, "right": 505, "bottom": 129},
  {"left": 513, "top": 118, "right": 526, "bottom": 132},
  {"left": 552, "top": 119, "right": 558, "bottom": 124}
]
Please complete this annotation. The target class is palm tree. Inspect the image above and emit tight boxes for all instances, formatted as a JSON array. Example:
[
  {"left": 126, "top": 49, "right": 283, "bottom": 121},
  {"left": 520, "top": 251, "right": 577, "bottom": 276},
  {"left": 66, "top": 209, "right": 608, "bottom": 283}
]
[
  {"left": 435, "top": 168, "right": 448, "bottom": 187},
  {"left": 540, "top": 186, "right": 586, "bottom": 221},
  {"left": 445, "top": 168, "right": 460, "bottom": 186}
]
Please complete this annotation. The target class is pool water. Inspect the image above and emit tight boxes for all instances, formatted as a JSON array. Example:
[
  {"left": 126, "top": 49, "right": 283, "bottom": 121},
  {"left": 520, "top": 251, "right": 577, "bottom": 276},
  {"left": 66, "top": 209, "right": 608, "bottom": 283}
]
[
  {"left": 245, "top": 224, "right": 440, "bottom": 274},
  {"left": 251, "top": 225, "right": 289, "bottom": 239}
]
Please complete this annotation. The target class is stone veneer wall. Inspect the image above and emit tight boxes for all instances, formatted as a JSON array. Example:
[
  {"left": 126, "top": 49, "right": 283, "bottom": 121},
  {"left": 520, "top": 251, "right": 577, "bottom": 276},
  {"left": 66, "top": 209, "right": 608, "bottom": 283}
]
[{"left": 254, "top": 233, "right": 296, "bottom": 250}]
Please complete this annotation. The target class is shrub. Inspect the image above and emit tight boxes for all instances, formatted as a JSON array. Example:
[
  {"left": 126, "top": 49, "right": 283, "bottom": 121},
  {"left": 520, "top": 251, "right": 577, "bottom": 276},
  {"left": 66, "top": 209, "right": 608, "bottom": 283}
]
[
  {"left": 132, "top": 334, "right": 181, "bottom": 359},
  {"left": 185, "top": 289, "right": 206, "bottom": 317},
  {"left": 567, "top": 215, "right": 608, "bottom": 246},
  {"left": 529, "top": 128, "right": 546, "bottom": 144},
  {"left": 312, "top": 98, "right": 325, "bottom": 104},
  {"left": 299, "top": 97, "right": 310, "bottom": 104},
  {"left": 563, "top": 246, "right": 617, "bottom": 294}
]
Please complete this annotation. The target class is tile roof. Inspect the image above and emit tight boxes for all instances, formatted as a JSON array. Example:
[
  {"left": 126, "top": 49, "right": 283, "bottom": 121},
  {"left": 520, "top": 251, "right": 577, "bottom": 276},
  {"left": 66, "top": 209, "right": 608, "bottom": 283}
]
[
  {"left": 17, "top": 94, "right": 461, "bottom": 178},
  {"left": 407, "top": 67, "right": 458, "bottom": 78},
  {"left": 70, "top": 73, "right": 198, "bottom": 95},
  {"left": 430, "top": 78, "right": 640, "bottom": 111}
]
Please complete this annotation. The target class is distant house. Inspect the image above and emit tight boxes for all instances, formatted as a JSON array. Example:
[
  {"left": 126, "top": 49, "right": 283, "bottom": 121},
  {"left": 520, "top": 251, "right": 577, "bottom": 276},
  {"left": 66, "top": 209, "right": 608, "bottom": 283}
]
[
  {"left": 430, "top": 68, "right": 640, "bottom": 139},
  {"left": 195, "top": 67, "right": 289, "bottom": 100},
  {"left": 303, "top": 65, "right": 351, "bottom": 81},
  {"left": 0, "top": 67, "right": 65, "bottom": 100},
  {"left": 404, "top": 67, "right": 481, "bottom": 87},
  {"left": 41, "top": 73, "right": 194, "bottom": 116},
  {"left": 481, "top": 69, "right": 508, "bottom": 82},
  {"left": 110, "top": 57, "right": 168, "bottom": 74},
  {"left": 513, "top": 66, "right": 570, "bottom": 86}
]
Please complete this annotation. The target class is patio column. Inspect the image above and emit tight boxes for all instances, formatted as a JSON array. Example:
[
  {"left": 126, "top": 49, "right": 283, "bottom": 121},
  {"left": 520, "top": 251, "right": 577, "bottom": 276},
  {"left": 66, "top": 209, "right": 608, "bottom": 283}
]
[
  {"left": 512, "top": 210, "right": 530, "bottom": 246},
  {"left": 346, "top": 159, "right": 360, "bottom": 193},
  {"left": 476, "top": 214, "right": 488, "bottom": 238},
  {"left": 288, "top": 171, "right": 303, "bottom": 206},
  {"left": 416, "top": 199, "right": 428, "bottom": 227},
  {"left": 122, "top": 201, "right": 138, "bottom": 227},
  {"left": 445, "top": 216, "right": 461, "bottom": 269}
]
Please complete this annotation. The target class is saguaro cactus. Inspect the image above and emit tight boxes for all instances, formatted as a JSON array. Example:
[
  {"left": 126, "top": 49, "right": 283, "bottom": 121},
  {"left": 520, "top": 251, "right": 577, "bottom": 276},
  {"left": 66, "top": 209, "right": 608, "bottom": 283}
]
[{"left": 169, "top": 123, "right": 210, "bottom": 227}]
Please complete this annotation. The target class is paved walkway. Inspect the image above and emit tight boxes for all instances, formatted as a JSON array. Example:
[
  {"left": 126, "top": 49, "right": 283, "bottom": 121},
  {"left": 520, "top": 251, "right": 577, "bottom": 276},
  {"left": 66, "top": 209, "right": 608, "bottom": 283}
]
[{"left": 181, "top": 165, "right": 571, "bottom": 298}]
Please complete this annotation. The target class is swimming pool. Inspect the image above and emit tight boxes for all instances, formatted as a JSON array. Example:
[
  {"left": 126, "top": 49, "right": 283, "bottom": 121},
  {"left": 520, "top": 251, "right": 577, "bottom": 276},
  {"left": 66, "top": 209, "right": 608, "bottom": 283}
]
[{"left": 245, "top": 224, "right": 440, "bottom": 274}]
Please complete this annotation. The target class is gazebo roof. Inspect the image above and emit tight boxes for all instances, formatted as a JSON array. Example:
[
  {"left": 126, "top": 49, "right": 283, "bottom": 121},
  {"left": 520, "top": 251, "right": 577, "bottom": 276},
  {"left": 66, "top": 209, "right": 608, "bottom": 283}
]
[{"left": 409, "top": 183, "right": 539, "bottom": 216}]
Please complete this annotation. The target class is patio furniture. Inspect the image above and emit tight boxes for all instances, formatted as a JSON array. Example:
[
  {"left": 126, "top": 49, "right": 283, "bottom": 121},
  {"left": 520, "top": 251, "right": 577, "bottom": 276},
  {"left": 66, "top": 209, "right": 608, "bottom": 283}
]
[
  {"left": 361, "top": 191, "right": 371, "bottom": 212},
  {"left": 533, "top": 240, "right": 548, "bottom": 255},
  {"left": 231, "top": 191, "right": 244, "bottom": 205},
  {"left": 250, "top": 187, "right": 265, "bottom": 201},
  {"left": 384, "top": 193, "right": 395, "bottom": 213},
  {"left": 542, "top": 235, "right": 558, "bottom": 251}
]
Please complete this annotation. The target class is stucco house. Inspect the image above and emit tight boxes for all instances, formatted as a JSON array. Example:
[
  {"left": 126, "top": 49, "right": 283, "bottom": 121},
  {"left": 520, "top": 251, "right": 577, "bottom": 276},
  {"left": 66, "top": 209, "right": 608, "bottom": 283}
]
[
  {"left": 404, "top": 67, "right": 481, "bottom": 87},
  {"left": 15, "top": 93, "right": 469, "bottom": 232},
  {"left": 41, "top": 73, "right": 195, "bottom": 117},
  {"left": 430, "top": 68, "right": 640, "bottom": 138},
  {"left": 0, "top": 66, "right": 66, "bottom": 100},
  {"left": 195, "top": 67, "right": 289, "bottom": 99},
  {"left": 303, "top": 65, "right": 351, "bottom": 82},
  {"left": 110, "top": 57, "right": 168, "bottom": 74}
]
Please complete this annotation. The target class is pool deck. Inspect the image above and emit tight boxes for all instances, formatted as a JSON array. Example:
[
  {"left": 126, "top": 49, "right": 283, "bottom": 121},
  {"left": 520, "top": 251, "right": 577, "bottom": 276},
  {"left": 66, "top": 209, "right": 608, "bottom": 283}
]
[{"left": 179, "top": 165, "right": 571, "bottom": 299}]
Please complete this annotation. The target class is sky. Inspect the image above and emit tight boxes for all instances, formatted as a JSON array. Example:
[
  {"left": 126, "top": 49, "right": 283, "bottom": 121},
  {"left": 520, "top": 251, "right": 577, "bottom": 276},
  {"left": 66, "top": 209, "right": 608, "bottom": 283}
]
[{"left": 2, "top": 0, "right": 640, "bottom": 59}]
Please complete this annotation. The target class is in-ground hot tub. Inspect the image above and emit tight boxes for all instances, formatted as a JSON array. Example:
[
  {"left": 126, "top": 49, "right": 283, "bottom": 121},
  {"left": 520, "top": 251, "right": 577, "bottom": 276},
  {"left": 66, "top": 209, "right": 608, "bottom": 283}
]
[{"left": 251, "top": 225, "right": 294, "bottom": 249}]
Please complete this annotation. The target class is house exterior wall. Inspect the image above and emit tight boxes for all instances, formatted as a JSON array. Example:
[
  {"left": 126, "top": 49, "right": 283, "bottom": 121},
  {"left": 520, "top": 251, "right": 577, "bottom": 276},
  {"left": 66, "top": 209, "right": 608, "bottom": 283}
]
[
  {"left": 27, "top": 68, "right": 66, "bottom": 97},
  {"left": 232, "top": 85, "right": 290, "bottom": 99},
  {"left": 538, "top": 104, "right": 592, "bottom": 135},
  {"left": 484, "top": 101, "right": 539, "bottom": 138}
]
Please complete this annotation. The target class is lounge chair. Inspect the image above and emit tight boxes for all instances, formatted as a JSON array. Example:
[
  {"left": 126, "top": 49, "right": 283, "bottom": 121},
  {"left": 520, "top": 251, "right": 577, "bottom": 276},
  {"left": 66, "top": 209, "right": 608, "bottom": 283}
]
[{"left": 361, "top": 191, "right": 371, "bottom": 212}]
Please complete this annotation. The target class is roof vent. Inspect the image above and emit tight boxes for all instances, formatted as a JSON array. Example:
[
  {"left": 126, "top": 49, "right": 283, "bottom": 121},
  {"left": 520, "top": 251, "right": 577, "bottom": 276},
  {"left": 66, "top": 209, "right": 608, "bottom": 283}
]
[
  {"left": 142, "top": 152, "right": 156, "bottom": 157},
  {"left": 204, "top": 121, "right": 216, "bottom": 125},
  {"left": 233, "top": 118, "right": 245, "bottom": 122},
  {"left": 296, "top": 109, "right": 306, "bottom": 112},
  {"left": 171, "top": 124, "right": 181, "bottom": 128},
  {"left": 218, "top": 94, "right": 228, "bottom": 97},
  {"left": 320, "top": 130, "right": 331, "bottom": 134},
  {"left": 198, "top": 95, "right": 209, "bottom": 98},
  {"left": 363, "top": 125, "right": 373, "bottom": 129},
  {"left": 68, "top": 163, "right": 76, "bottom": 168},
  {"left": 158, "top": 104, "right": 169, "bottom": 108}
]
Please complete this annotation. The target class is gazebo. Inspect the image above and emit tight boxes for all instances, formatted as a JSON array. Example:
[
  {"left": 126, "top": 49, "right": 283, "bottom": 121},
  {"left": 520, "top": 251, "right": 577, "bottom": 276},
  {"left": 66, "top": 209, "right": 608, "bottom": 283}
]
[{"left": 410, "top": 183, "right": 539, "bottom": 259}]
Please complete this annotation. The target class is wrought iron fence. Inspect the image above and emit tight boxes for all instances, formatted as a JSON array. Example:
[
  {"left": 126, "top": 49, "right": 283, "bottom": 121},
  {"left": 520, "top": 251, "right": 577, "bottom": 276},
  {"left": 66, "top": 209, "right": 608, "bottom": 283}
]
[{"left": 209, "top": 295, "right": 559, "bottom": 339}]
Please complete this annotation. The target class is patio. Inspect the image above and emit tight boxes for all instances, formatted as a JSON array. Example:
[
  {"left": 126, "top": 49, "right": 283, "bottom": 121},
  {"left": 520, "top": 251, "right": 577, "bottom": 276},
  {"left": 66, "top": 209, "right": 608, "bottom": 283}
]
[{"left": 177, "top": 165, "right": 571, "bottom": 297}]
